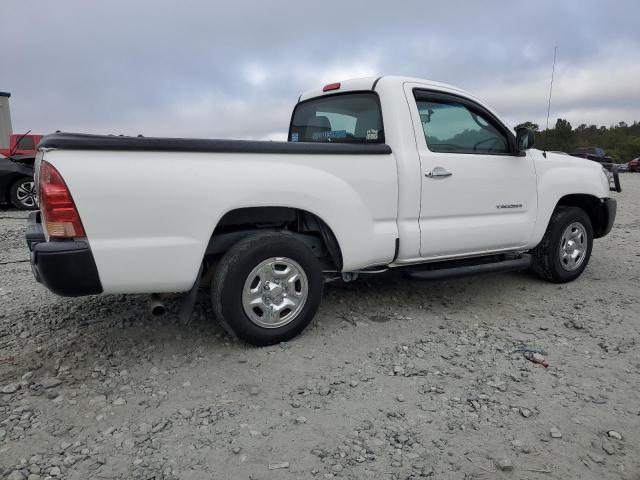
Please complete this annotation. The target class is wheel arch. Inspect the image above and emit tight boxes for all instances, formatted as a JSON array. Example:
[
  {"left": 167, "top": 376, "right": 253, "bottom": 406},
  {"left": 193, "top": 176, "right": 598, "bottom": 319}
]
[
  {"left": 205, "top": 206, "right": 343, "bottom": 270},
  {"left": 555, "top": 193, "right": 609, "bottom": 238}
]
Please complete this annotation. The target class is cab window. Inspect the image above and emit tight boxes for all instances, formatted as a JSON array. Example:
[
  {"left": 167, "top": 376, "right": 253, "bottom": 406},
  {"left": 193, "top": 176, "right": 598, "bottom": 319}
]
[{"left": 416, "top": 98, "right": 510, "bottom": 154}]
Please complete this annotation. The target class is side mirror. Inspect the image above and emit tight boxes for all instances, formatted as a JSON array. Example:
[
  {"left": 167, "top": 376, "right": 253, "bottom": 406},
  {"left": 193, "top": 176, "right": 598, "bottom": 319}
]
[{"left": 516, "top": 127, "right": 535, "bottom": 151}]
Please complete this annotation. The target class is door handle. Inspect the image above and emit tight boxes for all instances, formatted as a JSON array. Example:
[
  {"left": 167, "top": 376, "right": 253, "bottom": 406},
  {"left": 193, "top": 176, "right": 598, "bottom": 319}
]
[{"left": 425, "top": 167, "right": 452, "bottom": 178}]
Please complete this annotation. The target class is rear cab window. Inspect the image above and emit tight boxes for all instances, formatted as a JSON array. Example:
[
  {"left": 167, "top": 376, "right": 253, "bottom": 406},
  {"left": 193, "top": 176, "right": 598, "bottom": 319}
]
[{"left": 289, "top": 92, "right": 384, "bottom": 143}]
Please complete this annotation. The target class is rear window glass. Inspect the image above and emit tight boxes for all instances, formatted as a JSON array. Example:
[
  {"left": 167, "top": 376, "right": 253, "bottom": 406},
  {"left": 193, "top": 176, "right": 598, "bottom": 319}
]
[{"left": 289, "top": 92, "right": 384, "bottom": 143}]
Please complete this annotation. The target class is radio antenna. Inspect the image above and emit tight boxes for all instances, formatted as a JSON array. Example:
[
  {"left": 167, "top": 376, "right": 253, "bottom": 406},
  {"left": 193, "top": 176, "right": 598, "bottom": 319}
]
[{"left": 543, "top": 45, "right": 557, "bottom": 158}]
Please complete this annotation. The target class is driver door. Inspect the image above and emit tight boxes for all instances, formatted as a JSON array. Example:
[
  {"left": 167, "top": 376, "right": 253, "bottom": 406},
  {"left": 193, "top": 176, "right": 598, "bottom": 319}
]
[{"left": 405, "top": 86, "right": 537, "bottom": 259}]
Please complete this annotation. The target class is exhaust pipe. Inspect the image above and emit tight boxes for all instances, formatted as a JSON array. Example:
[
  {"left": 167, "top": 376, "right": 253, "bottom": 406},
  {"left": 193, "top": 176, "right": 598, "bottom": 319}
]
[{"left": 149, "top": 294, "right": 166, "bottom": 316}]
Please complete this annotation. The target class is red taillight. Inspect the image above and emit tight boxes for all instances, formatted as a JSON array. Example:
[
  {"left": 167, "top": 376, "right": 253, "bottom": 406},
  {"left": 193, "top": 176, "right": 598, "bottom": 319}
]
[
  {"left": 39, "top": 161, "right": 86, "bottom": 238},
  {"left": 323, "top": 82, "right": 341, "bottom": 92}
]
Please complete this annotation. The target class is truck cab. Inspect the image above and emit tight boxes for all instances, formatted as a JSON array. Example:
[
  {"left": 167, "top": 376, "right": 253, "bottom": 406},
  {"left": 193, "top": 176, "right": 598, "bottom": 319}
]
[{"left": 292, "top": 77, "right": 614, "bottom": 264}]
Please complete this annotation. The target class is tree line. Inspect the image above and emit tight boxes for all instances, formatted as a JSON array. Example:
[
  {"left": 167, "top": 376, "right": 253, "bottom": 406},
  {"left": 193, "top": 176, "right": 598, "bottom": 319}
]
[{"left": 515, "top": 119, "right": 640, "bottom": 163}]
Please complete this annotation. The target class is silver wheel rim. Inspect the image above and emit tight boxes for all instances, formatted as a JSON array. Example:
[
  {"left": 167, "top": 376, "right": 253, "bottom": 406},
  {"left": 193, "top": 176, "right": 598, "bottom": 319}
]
[
  {"left": 242, "top": 257, "right": 308, "bottom": 328},
  {"left": 16, "top": 181, "right": 36, "bottom": 208},
  {"left": 559, "top": 222, "right": 587, "bottom": 271}
]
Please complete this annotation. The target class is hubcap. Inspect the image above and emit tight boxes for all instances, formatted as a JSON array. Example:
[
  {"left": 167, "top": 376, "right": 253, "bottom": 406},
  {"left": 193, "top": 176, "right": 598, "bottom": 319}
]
[
  {"left": 559, "top": 222, "right": 587, "bottom": 271},
  {"left": 242, "top": 257, "right": 308, "bottom": 328},
  {"left": 16, "top": 181, "right": 36, "bottom": 208}
]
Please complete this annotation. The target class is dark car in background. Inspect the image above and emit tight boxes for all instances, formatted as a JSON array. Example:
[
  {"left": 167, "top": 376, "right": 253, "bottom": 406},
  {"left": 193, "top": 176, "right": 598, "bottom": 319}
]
[
  {"left": 570, "top": 147, "right": 616, "bottom": 165},
  {"left": 0, "top": 154, "right": 37, "bottom": 210}
]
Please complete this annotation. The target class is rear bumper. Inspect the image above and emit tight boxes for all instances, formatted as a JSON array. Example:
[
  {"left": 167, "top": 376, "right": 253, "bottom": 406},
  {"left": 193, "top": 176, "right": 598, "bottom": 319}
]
[
  {"left": 26, "top": 212, "right": 103, "bottom": 296},
  {"left": 595, "top": 198, "right": 617, "bottom": 239}
]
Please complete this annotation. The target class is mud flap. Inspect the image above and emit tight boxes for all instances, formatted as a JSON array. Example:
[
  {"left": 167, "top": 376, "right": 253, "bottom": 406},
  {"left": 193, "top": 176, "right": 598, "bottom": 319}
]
[{"left": 179, "top": 263, "right": 203, "bottom": 325}]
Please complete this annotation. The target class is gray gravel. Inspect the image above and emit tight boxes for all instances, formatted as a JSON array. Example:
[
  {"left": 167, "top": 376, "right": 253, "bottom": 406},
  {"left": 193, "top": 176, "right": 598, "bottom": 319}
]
[{"left": 1, "top": 176, "right": 639, "bottom": 479}]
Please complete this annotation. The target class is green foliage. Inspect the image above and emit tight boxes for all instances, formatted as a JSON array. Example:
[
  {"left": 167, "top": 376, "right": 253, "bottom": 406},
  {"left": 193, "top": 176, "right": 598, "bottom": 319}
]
[
  {"left": 514, "top": 121, "right": 540, "bottom": 132},
  {"left": 519, "top": 119, "right": 640, "bottom": 162}
]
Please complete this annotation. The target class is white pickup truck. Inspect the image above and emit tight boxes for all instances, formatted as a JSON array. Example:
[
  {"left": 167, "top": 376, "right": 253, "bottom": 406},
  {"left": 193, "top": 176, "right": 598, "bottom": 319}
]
[{"left": 26, "top": 76, "right": 619, "bottom": 345}]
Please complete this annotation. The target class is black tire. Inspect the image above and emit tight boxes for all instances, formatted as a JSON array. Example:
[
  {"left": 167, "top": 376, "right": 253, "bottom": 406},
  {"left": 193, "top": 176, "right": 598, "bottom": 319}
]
[
  {"left": 531, "top": 206, "right": 593, "bottom": 283},
  {"left": 9, "top": 177, "right": 38, "bottom": 210},
  {"left": 211, "top": 232, "right": 324, "bottom": 346}
]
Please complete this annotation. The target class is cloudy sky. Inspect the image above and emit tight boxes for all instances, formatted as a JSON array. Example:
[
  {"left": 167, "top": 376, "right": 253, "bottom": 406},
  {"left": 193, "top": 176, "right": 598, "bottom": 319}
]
[{"left": 2, "top": 0, "right": 639, "bottom": 140}]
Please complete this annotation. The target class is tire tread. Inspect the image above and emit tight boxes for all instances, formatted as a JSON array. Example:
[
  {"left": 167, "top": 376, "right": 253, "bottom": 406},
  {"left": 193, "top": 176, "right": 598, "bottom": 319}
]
[
  {"left": 531, "top": 207, "right": 567, "bottom": 281},
  {"left": 531, "top": 206, "right": 592, "bottom": 283}
]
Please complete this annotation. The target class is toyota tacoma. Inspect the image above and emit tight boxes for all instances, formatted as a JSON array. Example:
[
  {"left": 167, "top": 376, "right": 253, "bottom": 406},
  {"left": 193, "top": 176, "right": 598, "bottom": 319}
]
[{"left": 26, "top": 76, "right": 620, "bottom": 345}]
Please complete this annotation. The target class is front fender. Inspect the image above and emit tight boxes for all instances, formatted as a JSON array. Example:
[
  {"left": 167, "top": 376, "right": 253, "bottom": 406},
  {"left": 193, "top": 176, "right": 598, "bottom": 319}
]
[{"left": 529, "top": 153, "right": 611, "bottom": 247}]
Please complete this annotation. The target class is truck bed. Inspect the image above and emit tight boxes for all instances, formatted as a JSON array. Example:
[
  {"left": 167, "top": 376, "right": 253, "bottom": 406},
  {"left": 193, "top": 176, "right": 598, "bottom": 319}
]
[{"left": 36, "top": 132, "right": 399, "bottom": 293}]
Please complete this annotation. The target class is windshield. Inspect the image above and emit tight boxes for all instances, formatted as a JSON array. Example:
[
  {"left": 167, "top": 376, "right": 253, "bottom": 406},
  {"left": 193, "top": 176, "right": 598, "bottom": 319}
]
[{"left": 289, "top": 92, "right": 384, "bottom": 143}]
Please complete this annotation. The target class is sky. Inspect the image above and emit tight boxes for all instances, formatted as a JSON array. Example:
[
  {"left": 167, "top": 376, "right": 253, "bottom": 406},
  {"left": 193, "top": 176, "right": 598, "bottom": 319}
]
[{"left": 2, "top": 0, "right": 639, "bottom": 140}]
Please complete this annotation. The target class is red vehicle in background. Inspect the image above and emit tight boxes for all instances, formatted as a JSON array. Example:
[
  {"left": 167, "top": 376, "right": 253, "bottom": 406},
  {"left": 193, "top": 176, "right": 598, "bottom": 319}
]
[
  {"left": 0, "top": 133, "right": 43, "bottom": 210},
  {"left": 0, "top": 91, "right": 42, "bottom": 210},
  {"left": 0, "top": 132, "right": 43, "bottom": 158},
  {"left": 628, "top": 157, "right": 639, "bottom": 172}
]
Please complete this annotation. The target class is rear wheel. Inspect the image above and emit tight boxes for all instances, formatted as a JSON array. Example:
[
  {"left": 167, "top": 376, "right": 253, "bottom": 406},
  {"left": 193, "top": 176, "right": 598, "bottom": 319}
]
[
  {"left": 9, "top": 177, "right": 38, "bottom": 210},
  {"left": 531, "top": 207, "right": 593, "bottom": 283},
  {"left": 211, "top": 232, "right": 324, "bottom": 346}
]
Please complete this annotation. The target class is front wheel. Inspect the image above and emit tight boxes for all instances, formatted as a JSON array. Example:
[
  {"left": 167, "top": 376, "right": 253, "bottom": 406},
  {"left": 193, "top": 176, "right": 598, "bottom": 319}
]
[
  {"left": 531, "top": 206, "right": 593, "bottom": 283},
  {"left": 211, "top": 232, "right": 324, "bottom": 346},
  {"left": 10, "top": 177, "right": 38, "bottom": 210}
]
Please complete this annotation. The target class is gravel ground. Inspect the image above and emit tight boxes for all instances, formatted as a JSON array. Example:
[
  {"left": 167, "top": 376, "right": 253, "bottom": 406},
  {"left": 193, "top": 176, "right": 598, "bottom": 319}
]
[{"left": 1, "top": 176, "right": 639, "bottom": 480}]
